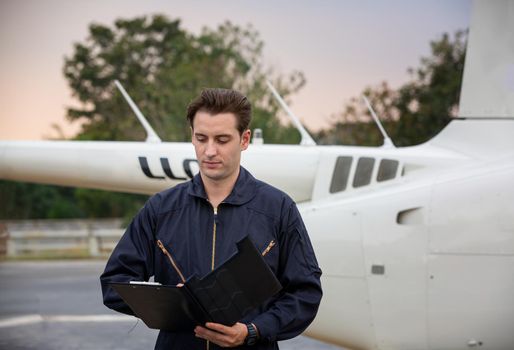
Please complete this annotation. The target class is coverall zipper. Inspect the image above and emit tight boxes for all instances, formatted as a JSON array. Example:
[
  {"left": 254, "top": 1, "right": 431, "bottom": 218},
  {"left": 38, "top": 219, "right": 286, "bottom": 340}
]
[
  {"left": 207, "top": 206, "right": 218, "bottom": 350},
  {"left": 212, "top": 206, "right": 217, "bottom": 270}
]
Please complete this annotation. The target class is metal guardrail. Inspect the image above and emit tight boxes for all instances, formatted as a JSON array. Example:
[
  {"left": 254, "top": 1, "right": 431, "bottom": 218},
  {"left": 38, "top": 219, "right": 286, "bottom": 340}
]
[{"left": 0, "top": 219, "right": 125, "bottom": 257}]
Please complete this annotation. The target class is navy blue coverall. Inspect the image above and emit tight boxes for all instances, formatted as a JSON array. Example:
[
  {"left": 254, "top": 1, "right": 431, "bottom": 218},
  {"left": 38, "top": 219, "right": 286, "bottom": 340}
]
[{"left": 100, "top": 167, "right": 322, "bottom": 349}]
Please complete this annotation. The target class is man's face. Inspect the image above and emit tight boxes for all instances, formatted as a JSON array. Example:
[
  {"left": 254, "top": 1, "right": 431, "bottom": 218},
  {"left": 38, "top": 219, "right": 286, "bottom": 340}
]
[{"left": 191, "top": 111, "right": 250, "bottom": 183}]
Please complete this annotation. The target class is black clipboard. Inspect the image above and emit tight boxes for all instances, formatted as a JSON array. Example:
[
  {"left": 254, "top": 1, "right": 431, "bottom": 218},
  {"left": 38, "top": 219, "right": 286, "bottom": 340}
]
[{"left": 110, "top": 236, "right": 282, "bottom": 331}]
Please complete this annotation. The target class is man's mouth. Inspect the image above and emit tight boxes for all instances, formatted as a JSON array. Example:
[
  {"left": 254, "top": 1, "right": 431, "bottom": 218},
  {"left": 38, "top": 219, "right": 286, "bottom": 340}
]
[{"left": 203, "top": 161, "right": 221, "bottom": 168}]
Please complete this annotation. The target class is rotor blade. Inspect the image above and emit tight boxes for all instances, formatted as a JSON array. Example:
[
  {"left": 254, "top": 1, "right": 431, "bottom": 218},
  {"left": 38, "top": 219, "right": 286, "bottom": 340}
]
[
  {"left": 362, "top": 95, "right": 395, "bottom": 148},
  {"left": 266, "top": 81, "right": 316, "bottom": 146},
  {"left": 115, "top": 80, "right": 162, "bottom": 143}
]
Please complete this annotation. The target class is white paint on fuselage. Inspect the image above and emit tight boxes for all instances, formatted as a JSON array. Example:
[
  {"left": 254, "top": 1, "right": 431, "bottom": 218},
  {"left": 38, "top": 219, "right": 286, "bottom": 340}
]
[{"left": 301, "top": 120, "right": 514, "bottom": 349}]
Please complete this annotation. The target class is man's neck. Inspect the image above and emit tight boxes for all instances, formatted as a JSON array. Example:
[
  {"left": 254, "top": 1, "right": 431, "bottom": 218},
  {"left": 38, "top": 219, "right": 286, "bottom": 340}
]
[{"left": 201, "top": 168, "right": 240, "bottom": 208}]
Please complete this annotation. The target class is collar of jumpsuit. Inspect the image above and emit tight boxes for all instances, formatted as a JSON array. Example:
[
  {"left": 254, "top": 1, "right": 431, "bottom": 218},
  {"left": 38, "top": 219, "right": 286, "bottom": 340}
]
[{"left": 188, "top": 166, "right": 258, "bottom": 206}]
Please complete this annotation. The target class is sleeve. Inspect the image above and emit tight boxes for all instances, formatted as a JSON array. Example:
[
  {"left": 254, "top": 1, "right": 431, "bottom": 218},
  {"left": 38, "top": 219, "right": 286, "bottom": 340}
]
[
  {"left": 251, "top": 201, "right": 323, "bottom": 342},
  {"left": 99, "top": 195, "right": 158, "bottom": 316}
]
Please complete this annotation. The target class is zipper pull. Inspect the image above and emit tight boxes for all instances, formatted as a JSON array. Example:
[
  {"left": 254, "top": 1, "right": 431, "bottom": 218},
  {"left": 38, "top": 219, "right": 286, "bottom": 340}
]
[
  {"left": 262, "top": 240, "right": 276, "bottom": 256},
  {"left": 213, "top": 207, "right": 218, "bottom": 223}
]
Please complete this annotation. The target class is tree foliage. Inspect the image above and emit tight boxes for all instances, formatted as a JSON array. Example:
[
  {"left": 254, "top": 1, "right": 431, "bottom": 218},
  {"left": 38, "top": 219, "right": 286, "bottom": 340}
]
[
  {"left": 0, "top": 180, "right": 147, "bottom": 221},
  {"left": 64, "top": 15, "right": 303, "bottom": 143},
  {"left": 317, "top": 30, "right": 467, "bottom": 147},
  {"left": 0, "top": 180, "right": 81, "bottom": 219}
]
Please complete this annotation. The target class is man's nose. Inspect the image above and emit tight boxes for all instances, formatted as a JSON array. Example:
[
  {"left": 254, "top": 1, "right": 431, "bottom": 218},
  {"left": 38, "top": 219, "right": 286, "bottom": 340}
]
[{"left": 205, "top": 141, "right": 217, "bottom": 157}]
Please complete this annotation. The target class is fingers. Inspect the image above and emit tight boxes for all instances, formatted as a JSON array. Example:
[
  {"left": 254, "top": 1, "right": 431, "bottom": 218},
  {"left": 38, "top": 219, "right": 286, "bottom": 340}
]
[
  {"left": 204, "top": 322, "right": 232, "bottom": 334},
  {"left": 195, "top": 325, "right": 232, "bottom": 347},
  {"left": 194, "top": 322, "right": 247, "bottom": 348}
]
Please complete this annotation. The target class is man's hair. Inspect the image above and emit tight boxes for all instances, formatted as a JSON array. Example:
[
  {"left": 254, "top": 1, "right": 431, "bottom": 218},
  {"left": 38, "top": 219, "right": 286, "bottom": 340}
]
[{"left": 186, "top": 88, "right": 252, "bottom": 134}]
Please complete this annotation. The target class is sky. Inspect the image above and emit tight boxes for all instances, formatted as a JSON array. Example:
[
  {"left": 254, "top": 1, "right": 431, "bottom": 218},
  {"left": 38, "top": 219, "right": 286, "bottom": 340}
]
[{"left": 0, "top": 0, "right": 471, "bottom": 140}]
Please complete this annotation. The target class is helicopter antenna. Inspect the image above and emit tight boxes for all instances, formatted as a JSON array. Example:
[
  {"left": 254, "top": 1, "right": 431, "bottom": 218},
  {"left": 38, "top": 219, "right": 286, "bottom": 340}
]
[
  {"left": 114, "top": 80, "right": 162, "bottom": 143},
  {"left": 266, "top": 81, "right": 316, "bottom": 146},
  {"left": 362, "top": 95, "right": 395, "bottom": 148}
]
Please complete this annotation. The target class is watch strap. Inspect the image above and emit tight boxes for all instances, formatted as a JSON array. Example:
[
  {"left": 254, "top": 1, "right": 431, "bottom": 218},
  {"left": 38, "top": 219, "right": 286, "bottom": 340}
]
[{"left": 245, "top": 323, "right": 259, "bottom": 346}]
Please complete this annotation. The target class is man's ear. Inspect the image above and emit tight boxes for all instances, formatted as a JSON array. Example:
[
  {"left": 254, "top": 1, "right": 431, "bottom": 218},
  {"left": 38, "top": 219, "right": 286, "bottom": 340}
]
[
  {"left": 190, "top": 127, "right": 194, "bottom": 141},
  {"left": 241, "top": 129, "right": 251, "bottom": 150}
]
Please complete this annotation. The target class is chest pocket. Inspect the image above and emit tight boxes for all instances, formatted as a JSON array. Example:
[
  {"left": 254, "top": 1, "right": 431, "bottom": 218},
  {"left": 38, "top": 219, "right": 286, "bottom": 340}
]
[{"left": 245, "top": 210, "right": 280, "bottom": 274}]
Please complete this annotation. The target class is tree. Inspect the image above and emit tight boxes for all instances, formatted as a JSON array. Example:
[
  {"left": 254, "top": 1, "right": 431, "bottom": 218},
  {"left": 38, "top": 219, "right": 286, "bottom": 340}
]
[
  {"left": 0, "top": 179, "right": 147, "bottom": 221},
  {"left": 318, "top": 30, "right": 467, "bottom": 147},
  {"left": 0, "top": 180, "right": 83, "bottom": 219},
  {"left": 63, "top": 16, "right": 303, "bottom": 143}
]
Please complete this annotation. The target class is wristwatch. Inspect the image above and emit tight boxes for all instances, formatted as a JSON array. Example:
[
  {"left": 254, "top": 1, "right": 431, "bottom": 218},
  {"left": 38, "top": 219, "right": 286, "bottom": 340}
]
[{"left": 245, "top": 323, "right": 259, "bottom": 346}]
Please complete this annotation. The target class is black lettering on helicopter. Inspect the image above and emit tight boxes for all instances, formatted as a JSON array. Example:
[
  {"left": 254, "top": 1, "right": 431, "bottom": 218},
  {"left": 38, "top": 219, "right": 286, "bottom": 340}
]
[
  {"left": 182, "top": 159, "right": 198, "bottom": 179},
  {"left": 138, "top": 156, "right": 197, "bottom": 180}
]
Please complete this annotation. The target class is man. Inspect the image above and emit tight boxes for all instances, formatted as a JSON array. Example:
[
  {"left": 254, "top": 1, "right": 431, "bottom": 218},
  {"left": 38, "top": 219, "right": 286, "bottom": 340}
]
[{"left": 101, "top": 88, "right": 322, "bottom": 349}]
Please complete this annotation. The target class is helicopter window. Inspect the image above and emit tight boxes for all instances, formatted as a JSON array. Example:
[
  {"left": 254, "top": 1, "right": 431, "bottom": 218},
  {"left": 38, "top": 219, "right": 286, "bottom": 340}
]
[
  {"left": 353, "top": 157, "right": 375, "bottom": 187},
  {"left": 377, "top": 159, "right": 399, "bottom": 182},
  {"left": 329, "top": 156, "right": 353, "bottom": 193}
]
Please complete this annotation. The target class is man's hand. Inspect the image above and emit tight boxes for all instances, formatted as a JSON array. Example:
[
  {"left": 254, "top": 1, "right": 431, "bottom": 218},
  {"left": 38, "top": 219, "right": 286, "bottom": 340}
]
[{"left": 194, "top": 322, "right": 248, "bottom": 347}]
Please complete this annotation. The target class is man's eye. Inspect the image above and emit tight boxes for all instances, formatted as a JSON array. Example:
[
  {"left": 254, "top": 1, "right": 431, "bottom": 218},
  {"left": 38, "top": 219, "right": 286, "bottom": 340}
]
[
  {"left": 196, "top": 136, "right": 206, "bottom": 142},
  {"left": 217, "top": 138, "right": 229, "bottom": 144}
]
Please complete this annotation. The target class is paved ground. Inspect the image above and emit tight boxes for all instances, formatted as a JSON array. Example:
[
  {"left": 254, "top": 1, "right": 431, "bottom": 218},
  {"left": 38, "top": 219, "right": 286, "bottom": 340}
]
[{"left": 0, "top": 260, "right": 343, "bottom": 349}]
